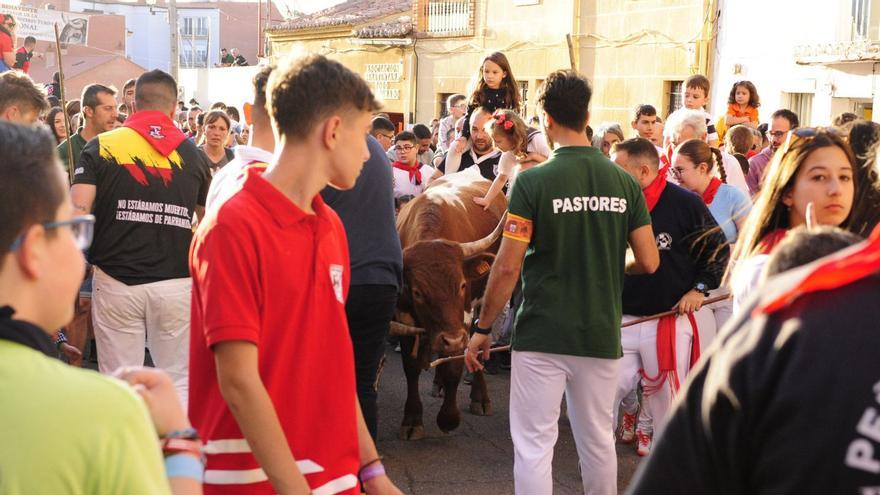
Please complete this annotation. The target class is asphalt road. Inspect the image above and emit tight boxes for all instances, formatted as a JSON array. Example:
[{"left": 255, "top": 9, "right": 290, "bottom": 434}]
[{"left": 374, "top": 345, "right": 641, "bottom": 495}]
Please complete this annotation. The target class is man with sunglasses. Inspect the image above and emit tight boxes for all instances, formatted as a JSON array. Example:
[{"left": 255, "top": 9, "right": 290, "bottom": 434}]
[
  {"left": 747, "top": 109, "right": 799, "bottom": 195},
  {"left": 0, "top": 122, "right": 202, "bottom": 494}
]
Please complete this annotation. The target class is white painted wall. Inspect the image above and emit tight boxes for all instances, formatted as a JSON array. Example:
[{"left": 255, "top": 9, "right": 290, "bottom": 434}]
[
  {"left": 70, "top": 1, "right": 221, "bottom": 73},
  {"left": 179, "top": 65, "right": 261, "bottom": 111},
  {"left": 711, "top": 0, "right": 877, "bottom": 125}
]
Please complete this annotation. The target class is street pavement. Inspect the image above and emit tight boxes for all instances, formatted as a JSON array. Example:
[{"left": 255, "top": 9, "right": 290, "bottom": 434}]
[{"left": 375, "top": 345, "right": 641, "bottom": 495}]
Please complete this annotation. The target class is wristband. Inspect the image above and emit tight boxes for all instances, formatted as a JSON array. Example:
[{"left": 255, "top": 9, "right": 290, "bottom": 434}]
[
  {"left": 161, "top": 438, "right": 203, "bottom": 460},
  {"left": 358, "top": 462, "right": 386, "bottom": 483},
  {"left": 164, "top": 453, "right": 204, "bottom": 482},
  {"left": 161, "top": 427, "right": 200, "bottom": 440},
  {"left": 470, "top": 318, "right": 491, "bottom": 336}
]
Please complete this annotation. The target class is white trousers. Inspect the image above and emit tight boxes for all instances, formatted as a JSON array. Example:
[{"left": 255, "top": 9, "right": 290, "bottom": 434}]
[
  {"left": 705, "top": 288, "right": 732, "bottom": 342},
  {"left": 92, "top": 267, "right": 192, "bottom": 411},
  {"left": 510, "top": 351, "right": 618, "bottom": 495},
  {"left": 614, "top": 308, "right": 715, "bottom": 438}
]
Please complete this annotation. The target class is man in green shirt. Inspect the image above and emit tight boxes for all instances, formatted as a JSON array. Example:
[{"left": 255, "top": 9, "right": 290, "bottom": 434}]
[
  {"left": 466, "top": 70, "right": 659, "bottom": 494},
  {"left": 58, "top": 83, "right": 119, "bottom": 176},
  {"left": 0, "top": 122, "right": 200, "bottom": 494}
]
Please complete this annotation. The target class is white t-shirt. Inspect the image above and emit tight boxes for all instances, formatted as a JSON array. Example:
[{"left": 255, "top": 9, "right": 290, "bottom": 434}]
[
  {"left": 205, "top": 145, "right": 274, "bottom": 212},
  {"left": 496, "top": 131, "right": 552, "bottom": 177},
  {"left": 720, "top": 151, "right": 750, "bottom": 197},
  {"left": 392, "top": 164, "right": 435, "bottom": 199}
]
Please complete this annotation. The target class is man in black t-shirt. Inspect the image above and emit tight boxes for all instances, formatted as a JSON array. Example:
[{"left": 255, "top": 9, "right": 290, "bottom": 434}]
[
  {"left": 70, "top": 70, "right": 210, "bottom": 409},
  {"left": 628, "top": 227, "right": 880, "bottom": 495}
]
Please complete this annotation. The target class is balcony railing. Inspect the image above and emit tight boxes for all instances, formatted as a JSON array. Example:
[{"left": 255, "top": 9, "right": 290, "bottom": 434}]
[
  {"left": 180, "top": 28, "right": 209, "bottom": 37},
  {"left": 417, "top": 0, "right": 474, "bottom": 37}
]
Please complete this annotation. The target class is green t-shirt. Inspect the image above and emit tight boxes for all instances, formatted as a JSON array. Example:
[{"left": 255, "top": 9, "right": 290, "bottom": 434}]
[
  {"left": 57, "top": 128, "right": 87, "bottom": 180},
  {"left": 507, "top": 146, "right": 651, "bottom": 359},
  {"left": 0, "top": 341, "right": 172, "bottom": 495}
]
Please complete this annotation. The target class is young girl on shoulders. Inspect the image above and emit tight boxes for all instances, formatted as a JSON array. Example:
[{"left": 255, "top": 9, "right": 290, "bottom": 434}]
[
  {"left": 456, "top": 52, "right": 521, "bottom": 148},
  {"left": 725, "top": 80, "right": 760, "bottom": 129},
  {"left": 473, "top": 110, "right": 549, "bottom": 208}
]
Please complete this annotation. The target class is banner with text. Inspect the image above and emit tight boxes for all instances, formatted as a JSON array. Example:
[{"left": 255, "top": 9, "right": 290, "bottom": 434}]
[{"left": 0, "top": 3, "right": 89, "bottom": 45}]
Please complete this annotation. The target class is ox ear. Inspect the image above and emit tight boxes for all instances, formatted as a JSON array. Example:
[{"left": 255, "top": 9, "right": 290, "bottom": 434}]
[{"left": 463, "top": 253, "right": 495, "bottom": 281}]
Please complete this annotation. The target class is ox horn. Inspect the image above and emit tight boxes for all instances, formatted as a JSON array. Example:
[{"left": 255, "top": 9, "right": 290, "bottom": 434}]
[
  {"left": 389, "top": 320, "right": 426, "bottom": 336},
  {"left": 459, "top": 213, "right": 507, "bottom": 258}
]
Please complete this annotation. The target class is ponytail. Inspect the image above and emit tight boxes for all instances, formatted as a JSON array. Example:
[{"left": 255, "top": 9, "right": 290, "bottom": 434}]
[{"left": 677, "top": 139, "right": 727, "bottom": 183}]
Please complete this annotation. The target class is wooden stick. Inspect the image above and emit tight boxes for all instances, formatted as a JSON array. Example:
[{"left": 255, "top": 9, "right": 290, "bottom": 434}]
[
  {"left": 430, "top": 345, "right": 510, "bottom": 369},
  {"left": 620, "top": 293, "right": 730, "bottom": 328},
  {"left": 54, "top": 23, "right": 75, "bottom": 185},
  {"left": 428, "top": 293, "right": 731, "bottom": 368}
]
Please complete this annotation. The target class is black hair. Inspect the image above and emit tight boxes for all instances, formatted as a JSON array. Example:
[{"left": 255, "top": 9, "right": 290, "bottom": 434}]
[
  {"left": 412, "top": 124, "right": 432, "bottom": 140},
  {"left": 537, "top": 70, "right": 591, "bottom": 132},
  {"left": 633, "top": 104, "right": 657, "bottom": 122},
  {"left": 765, "top": 226, "right": 862, "bottom": 277},
  {"left": 394, "top": 130, "right": 417, "bottom": 144},
  {"left": 0, "top": 122, "right": 66, "bottom": 256},
  {"left": 81, "top": 84, "right": 117, "bottom": 110},
  {"left": 371, "top": 117, "right": 395, "bottom": 134},
  {"left": 771, "top": 109, "right": 799, "bottom": 129},
  {"left": 614, "top": 137, "right": 660, "bottom": 170},
  {"left": 135, "top": 69, "right": 178, "bottom": 111}
]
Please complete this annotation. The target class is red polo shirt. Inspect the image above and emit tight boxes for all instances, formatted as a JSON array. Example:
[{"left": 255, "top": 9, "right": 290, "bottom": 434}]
[{"left": 189, "top": 167, "right": 360, "bottom": 495}]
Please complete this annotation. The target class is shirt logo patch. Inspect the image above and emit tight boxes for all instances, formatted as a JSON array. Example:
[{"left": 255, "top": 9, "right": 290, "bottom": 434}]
[
  {"left": 149, "top": 125, "right": 165, "bottom": 140},
  {"left": 656, "top": 233, "right": 673, "bottom": 251},
  {"left": 329, "top": 264, "right": 344, "bottom": 303}
]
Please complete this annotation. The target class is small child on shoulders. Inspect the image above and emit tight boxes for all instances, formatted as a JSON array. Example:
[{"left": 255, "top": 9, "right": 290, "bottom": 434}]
[
  {"left": 683, "top": 74, "right": 720, "bottom": 147},
  {"left": 473, "top": 110, "right": 549, "bottom": 209},
  {"left": 725, "top": 80, "right": 760, "bottom": 129}
]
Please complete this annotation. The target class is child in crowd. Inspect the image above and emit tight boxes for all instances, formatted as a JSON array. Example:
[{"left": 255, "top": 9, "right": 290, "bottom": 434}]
[
  {"left": 725, "top": 80, "right": 760, "bottom": 129},
  {"left": 391, "top": 130, "right": 435, "bottom": 200},
  {"left": 456, "top": 51, "right": 521, "bottom": 147},
  {"left": 683, "top": 74, "right": 719, "bottom": 147},
  {"left": 725, "top": 124, "right": 754, "bottom": 176},
  {"left": 473, "top": 110, "right": 549, "bottom": 208}
]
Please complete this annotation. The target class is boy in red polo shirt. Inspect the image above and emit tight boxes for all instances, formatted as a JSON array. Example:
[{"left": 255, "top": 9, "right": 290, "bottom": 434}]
[{"left": 188, "top": 54, "right": 403, "bottom": 495}]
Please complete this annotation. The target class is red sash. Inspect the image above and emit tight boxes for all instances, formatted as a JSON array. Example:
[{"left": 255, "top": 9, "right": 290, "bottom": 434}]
[
  {"left": 641, "top": 313, "right": 700, "bottom": 396},
  {"left": 701, "top": 177, "right": 722, "bottom": 205},
  {"left": 757, "top": 229, "right": 788, "bottom": 255}
]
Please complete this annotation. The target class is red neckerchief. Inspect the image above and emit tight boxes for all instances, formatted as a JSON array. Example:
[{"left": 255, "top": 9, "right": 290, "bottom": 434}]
[
  {"left": 641, "top": 313, "right": 700, "bottom": 396},
  {"left": 758, "top": 223, "right": 880, "bottom": 314},
  {"left": 757, "top": 229, "right": 788, "bottom": 255},
  {"left": 642, "top": 170, "right": 668, "bottom": 213},
  {"left": 393, "top": 161, "right": 422, "bottom": 185},
  {"left": 701, "top": 177, "right": 723, "bottom": 205},
  {"left": 124, "top": 110, "right": 186, "bottom": 157}
]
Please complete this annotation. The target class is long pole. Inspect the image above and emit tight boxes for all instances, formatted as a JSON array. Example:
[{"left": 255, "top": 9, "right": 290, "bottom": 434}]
[
  {"left": 169, "top": 0, "right": 179, "bottom": 79},
  {"left": 429, "top": 293, "right": 732, "bottom": 368},
  {"left": 257, "top": 0, "right": 263, "bottom": 58},
  {"left": 54, "top": 23, "right": 75, "bottom": 185}
]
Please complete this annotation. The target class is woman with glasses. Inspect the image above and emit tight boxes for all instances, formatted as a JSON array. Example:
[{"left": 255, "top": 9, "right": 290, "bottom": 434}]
[
  {"left": 730, "top": 128, "right": 857, "bottom": 312},
  {"left": 0, "top": 14, "right": 16, "bottom": 72}
]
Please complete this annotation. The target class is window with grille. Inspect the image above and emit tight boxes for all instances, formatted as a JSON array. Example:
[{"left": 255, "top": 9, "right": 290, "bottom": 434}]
[
  {"left": 853, "top": 0, "right": 869, "bottom": 39},
  {"left": 666, "top": 81, "right": 684, "bottom": 116},
  {"left": 782, "top": 92, "right": 813, "bottom": 126}
]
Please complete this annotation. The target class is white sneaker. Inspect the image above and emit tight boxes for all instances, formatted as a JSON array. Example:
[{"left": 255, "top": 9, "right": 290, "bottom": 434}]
[
  {"left": 636, "top": 429, "right": 652, "bottom": 457},
  {"left": 618, "top": 411, "right": 637, "bottom": 443}
]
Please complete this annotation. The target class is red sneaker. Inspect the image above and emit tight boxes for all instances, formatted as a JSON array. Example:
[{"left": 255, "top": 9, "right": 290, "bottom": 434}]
[
  {"left": 636, "top": 429, "right": 652, "bottom": 457},
  {"left": 618, "top": 411, "right": 637, "bottom": 443}
]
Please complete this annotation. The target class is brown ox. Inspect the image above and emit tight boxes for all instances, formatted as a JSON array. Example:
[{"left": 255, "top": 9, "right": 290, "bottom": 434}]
[{"left": 390, "top": 170, "right": 506, "bottom": 440}]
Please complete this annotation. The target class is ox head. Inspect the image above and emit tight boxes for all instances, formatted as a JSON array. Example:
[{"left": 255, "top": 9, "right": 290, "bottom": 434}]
[{"left": 392, "top": 222, "right": 503, "bottom": 358}]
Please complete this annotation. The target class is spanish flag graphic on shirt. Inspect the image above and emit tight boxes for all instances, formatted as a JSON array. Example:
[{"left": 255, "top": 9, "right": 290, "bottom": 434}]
[{"left": 101, "top": 110, "right": 189, "bottom": 187}]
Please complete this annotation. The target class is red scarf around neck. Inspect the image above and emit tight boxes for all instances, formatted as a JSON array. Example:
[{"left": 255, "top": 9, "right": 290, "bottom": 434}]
[
  {"left": 701, "top": 177, "right": 722, "bottom": 205},
  {"left": 642, "top": 170, "right": 668, "bottom": 213},
  {"left": 757, "top": 229, "right": 788, "bottom": 255},
  {"left": 758, "top": 223, "right": 880, "bottom": 314},
  {"left": 393, "top": 161, "right": 422, "bottom": 186}
]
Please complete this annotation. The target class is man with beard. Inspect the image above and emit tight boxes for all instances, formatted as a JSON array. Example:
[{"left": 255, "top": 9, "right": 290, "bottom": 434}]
[
  {"left": 437, "top": 106, "right": 502, "bottom": 181},
  {"left": 58, "top": 84, "right": 119, "bottom": 174}
]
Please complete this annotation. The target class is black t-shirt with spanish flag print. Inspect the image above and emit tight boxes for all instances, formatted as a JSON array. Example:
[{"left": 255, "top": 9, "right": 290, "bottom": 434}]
[{"left": 73, "top": 110, "right": 211, "bottom": 285}]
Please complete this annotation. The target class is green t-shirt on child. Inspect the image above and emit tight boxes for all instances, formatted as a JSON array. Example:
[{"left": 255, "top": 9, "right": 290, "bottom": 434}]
[{"left": 506, "top": 145, "right": 651, "bottom": 359}]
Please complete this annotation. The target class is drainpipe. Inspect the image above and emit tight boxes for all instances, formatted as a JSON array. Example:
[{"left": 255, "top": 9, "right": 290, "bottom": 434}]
[{"left": 410, "top": 37, "right": 419, "bottom": 126}]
